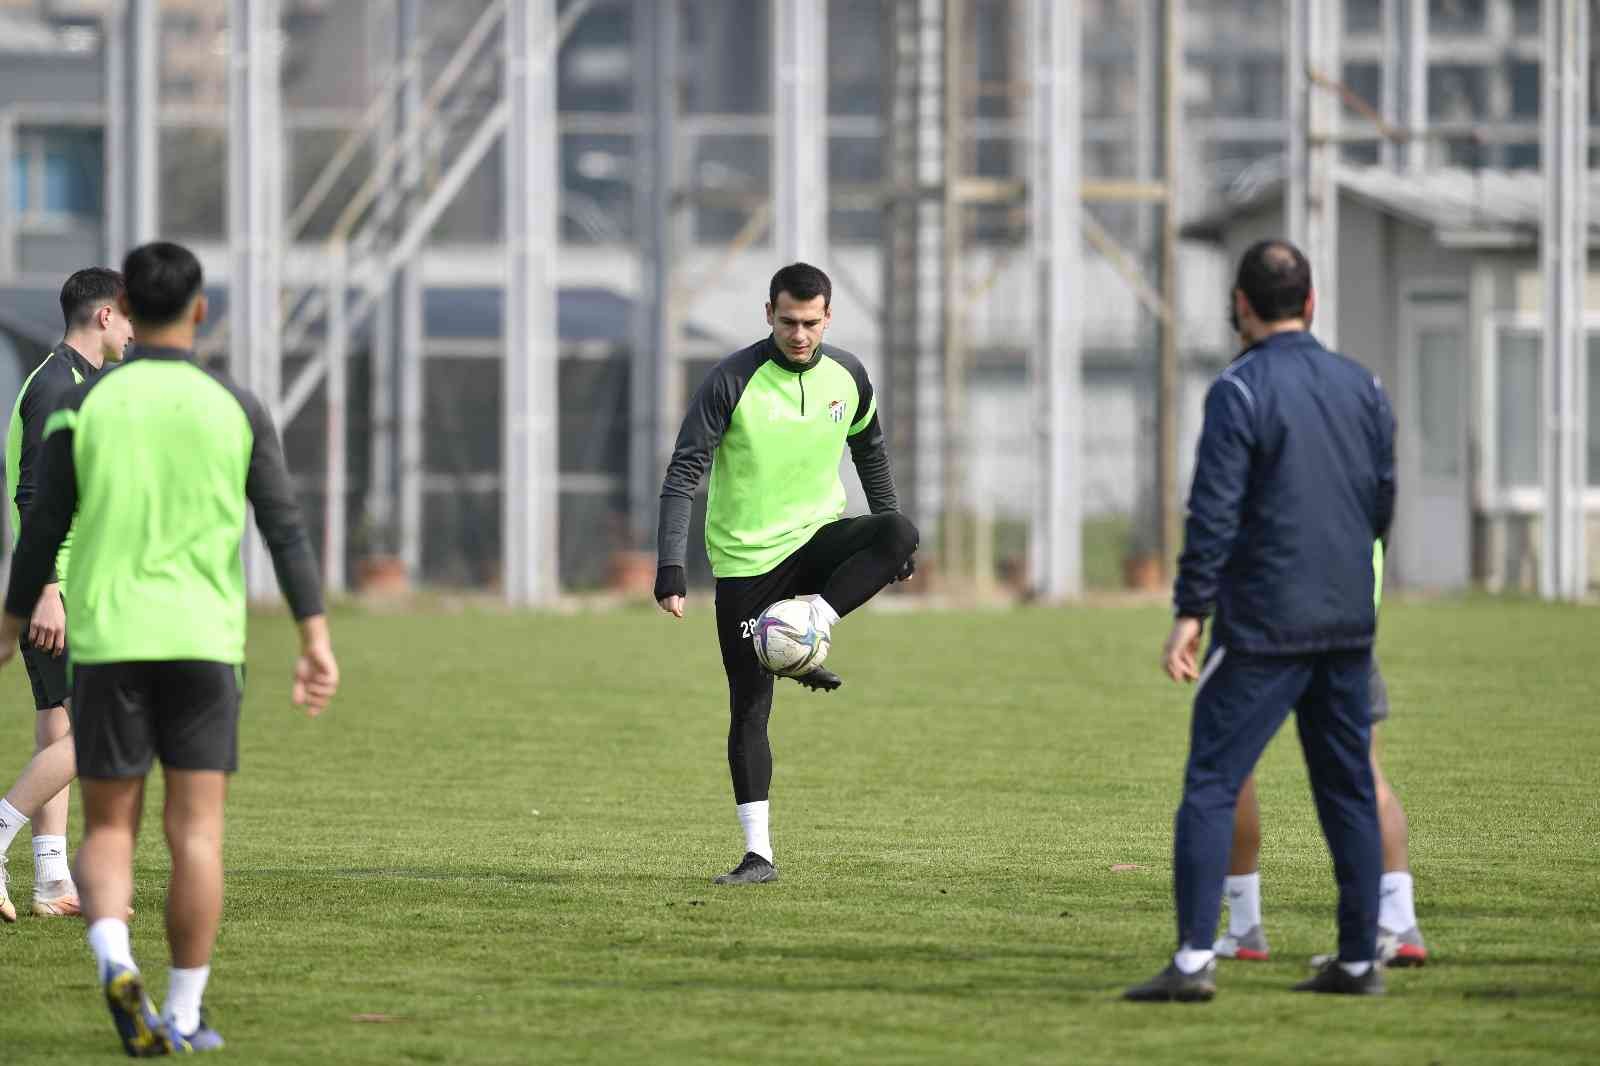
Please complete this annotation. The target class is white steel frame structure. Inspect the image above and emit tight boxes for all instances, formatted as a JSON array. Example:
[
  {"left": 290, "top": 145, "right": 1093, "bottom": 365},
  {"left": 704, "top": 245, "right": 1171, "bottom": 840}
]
[{"left": 1540, "top": 0, "right": 1589, "bottom": 600}]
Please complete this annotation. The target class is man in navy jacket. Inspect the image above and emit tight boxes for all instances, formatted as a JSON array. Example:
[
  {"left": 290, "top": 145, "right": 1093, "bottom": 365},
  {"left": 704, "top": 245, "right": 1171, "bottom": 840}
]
[{"left": 1125, "top": 239, "right": 1397, "bottom": 1002}]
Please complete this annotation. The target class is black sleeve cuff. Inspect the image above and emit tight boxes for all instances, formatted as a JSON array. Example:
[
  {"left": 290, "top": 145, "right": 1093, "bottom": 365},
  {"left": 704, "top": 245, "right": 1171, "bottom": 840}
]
[{"left": 654, "top": 565, "right": 686, "bottom": 601}]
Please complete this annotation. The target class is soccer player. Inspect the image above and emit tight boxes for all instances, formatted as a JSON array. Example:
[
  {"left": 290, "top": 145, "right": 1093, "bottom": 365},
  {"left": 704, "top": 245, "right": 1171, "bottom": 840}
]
[
  {"left": 1214, "top": 542, "right": 1427, "bottom": 967},
  {"left": 655, "top": 262, "right": 917, "bottom": 885},
  {"left": 1124, "top": 239, "right": 1396, "bottom": 1002},
  {"left": 0, "top": 241, "right": 339, "bottom": 1054},
  {"left": 0, "top": 267, "right": 132, "bottom": 923}
]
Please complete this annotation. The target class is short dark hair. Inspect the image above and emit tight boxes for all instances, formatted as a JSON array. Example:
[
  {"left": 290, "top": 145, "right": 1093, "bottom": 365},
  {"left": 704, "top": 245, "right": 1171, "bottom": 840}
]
[
  {"left": 122, "top": 241, "right": 204, "bottom": 326},
  {"left": 1234, "top": 239, "right": 1311, "bottom": 324},
  {"left": 59, "top": 268, "right": 125, "bottom": 330},
  {"left": 769, "top": 262, "right": 831, "bottom": 309}
]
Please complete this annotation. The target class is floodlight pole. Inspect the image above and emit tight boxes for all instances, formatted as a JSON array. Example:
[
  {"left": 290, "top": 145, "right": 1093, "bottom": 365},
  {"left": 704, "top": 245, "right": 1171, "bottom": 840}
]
[
  {"left": 773, "top": 0, "right": 828, "bottom": 265},
  {"left": 228, "top": 0, "right": 284, "bottom": 600},
  {"left": 1288, "top": 0, "right": 1340, "bottom": 349},
  {"left": 1540, "top": 0, "right": 1589, "bottom": 600},
  {"left": 1027, "top": 0, "right": 1082, "bottom": 600},
  {"left": 503, "top": 0, "right": 561, "bottom": 604},
  {"left": 630, "top": 0, "right": 676, "bottom": 552},
  {"left": 103, "top": 0, "right": 158, "bottom": 263},
  {"left": 397, "top": 0, "right": 425, "bottom": 579}
]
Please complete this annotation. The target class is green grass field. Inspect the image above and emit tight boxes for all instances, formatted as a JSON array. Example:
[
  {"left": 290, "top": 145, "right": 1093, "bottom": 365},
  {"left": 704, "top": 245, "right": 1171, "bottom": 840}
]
[{"left": 1, "top": 598, "right": 1597, "bottom": 1064}]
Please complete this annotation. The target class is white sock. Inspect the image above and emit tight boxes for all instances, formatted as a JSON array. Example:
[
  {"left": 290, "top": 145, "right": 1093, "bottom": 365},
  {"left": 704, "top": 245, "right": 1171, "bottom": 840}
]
[
  {"left": 165, "top": 965, "right": 211, "bottom": 1036},
  {"left": 810, "top": 597, "right": 839, "bottom": 629},
  {"left": 1224, "top": 872, "right": 1261, "bottom": 936},
  {"left": 87, "top": 918, "right": 136, "bottom": 981},
  {"left": 1339, "top": 960, "right": 1373, "bottom": 977},
  {"left": 1379, "top": 870, "right": 1417, "bottom": 932},
  {"left": 0, "top": 798, "right": 27, "bottom": 853},
  {"left": 1173, "top": 946, "right": 1215, "bottom": 974},
  {"left": 735, "top": 800, "right": 772, "bottom": 862},
  {"left": 33, "top": 834, "right": 71, "bottom": 885}
]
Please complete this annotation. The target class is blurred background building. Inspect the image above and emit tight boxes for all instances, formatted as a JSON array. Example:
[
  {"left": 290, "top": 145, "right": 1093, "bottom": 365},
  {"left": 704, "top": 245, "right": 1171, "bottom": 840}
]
[{"left": 0, "top": 0, "right": 1593, "bottom": 602}]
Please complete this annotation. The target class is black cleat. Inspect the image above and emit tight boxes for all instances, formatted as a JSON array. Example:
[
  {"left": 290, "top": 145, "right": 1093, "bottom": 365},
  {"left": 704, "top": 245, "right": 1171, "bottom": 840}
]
[
  {"left": 789, "top": 665, "right": 842, "bottom": 692},
  {"left": 1123, "top": 961, "right": 1217, "bottom": 1003},
  {"left": 1292, "top": 960, "right": 1385, "bottom": 995},
  {"left": 712, "top": 852, "right": 779, "bottom": 885}
]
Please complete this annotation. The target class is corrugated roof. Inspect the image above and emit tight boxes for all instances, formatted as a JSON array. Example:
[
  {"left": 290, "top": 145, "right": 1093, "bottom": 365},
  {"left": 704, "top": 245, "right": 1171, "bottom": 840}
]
[{"left": 1185, "top": 163, "right": 1600, "bottom": 248}]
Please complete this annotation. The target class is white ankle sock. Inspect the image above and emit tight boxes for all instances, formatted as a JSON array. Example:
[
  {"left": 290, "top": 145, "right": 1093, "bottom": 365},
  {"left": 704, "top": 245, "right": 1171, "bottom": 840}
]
[
  {"left": 165, "top": 965, "right": 211, "bottom": 1036},
  {"left": 87, "top": 918, "right": 136, "bottom": 980},
  {"left": 33, "top": 834, "right": 71, "bottom": 885},
  {"left": 810, "top": 598, "right": 839, "bottom": 629},
  {"left": 1224, "top": 872, "right": 1261, "bottom": 936},
  {"left": 0, "top": 798, "right": 27, "bottom": 852},
  {"left": 1339, "top": 960, "right": 1373, "bottom": 977},
  {"left": 1174, "top": 946, "right": 1215, "bottom": 974},
  {"left": 1379, "top": 871, "right": 1416, "bottom": 932},
  {"left": 735, "top": 800, "right": 772, "bottom": 862}
]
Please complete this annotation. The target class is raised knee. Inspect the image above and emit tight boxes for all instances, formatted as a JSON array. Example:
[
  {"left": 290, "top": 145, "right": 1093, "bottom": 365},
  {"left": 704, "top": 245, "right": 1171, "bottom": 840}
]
[{"left": 884, "top": 513, "right": 919, "bottom": 557}]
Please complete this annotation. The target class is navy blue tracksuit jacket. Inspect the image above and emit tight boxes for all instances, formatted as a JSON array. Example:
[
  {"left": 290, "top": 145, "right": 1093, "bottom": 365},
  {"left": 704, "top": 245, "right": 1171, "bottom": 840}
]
[
  {"left": 1168, "top": 329, "right": 1397, "bottom": 965},
  {"left": 1174, "top": 330, "right": 1396, "bottom": 646}
]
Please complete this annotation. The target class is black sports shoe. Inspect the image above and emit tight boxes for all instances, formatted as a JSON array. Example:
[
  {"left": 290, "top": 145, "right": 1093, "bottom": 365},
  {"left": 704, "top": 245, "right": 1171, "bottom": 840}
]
[
  {"left": 789, "top": 665, "right": 841, "bottom": 692},
  {"left": 1293, "top": 960, "right": 1385, "bottom": 995},
  {"left": 712, "top": 852, "right": 779, "bottom": 885},
  {"left": 1123, "top": 961, "right": 1217, "bottom": 1003}
]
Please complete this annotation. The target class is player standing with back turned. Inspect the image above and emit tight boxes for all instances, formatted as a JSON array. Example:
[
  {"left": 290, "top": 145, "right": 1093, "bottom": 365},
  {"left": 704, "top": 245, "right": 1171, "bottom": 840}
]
[
  {"left": 0, "top": 241, "right": 340, "bottom": 1055},
  {"left": 1124, "top": 239, "right": 1396, "bottom": 1002},
  {"left": 655, "top": 263, "right": 918, "bottom": 885}
]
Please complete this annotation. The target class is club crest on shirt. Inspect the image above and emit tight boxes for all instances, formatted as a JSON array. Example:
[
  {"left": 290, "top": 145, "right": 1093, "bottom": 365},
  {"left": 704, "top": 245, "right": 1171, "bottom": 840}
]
[{"left": 828, "top": 400, "right": 845, "bottom": 423}]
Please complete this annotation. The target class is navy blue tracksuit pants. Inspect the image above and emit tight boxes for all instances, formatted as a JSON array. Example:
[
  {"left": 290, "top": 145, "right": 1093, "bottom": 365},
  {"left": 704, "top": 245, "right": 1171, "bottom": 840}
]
[{"left": 1175, "top": 645, "right": 1382, "bottom": 963}]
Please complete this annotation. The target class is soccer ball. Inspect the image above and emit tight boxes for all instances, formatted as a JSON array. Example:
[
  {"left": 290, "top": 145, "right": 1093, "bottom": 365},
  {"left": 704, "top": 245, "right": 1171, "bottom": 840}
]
[{"left": 752, "top": 598, "right": 830, "bottom": 676}]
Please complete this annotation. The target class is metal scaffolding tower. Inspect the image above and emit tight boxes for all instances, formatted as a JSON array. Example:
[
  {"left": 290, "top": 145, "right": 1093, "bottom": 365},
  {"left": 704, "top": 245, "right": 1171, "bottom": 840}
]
[
  {"left": 503, "top": 0, "right": 561, "bottom": 604},
  {"left": 1541, "top": 0, "right": 1590, "bottom": 601}
]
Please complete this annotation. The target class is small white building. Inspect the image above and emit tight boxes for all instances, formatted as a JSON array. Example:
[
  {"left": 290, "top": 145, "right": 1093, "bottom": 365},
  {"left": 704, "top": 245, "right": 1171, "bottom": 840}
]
[{"left": 1187, "top": 167, "right": 1600, "bottom": 594}]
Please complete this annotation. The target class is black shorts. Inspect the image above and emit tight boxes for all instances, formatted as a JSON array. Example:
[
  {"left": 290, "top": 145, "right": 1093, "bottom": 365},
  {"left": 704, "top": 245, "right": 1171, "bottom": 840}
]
[
  {"left": 714, "top": 515, "right": 894, "bottom": 686},
  {"left": 20, "top": 638, "right": 71, "bottom": 711},
  {"left": 71, "top": 661, "right": 244, "bottom": 778}
]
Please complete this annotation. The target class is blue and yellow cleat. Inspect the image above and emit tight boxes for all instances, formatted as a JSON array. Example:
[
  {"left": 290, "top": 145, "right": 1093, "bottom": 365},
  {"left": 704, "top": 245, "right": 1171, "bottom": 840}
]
[
  {"left": 103, "top": 964, "right": 174, "bottom": 1057},
  {"left": 169, "top": 1009, "right": 225, "bottom": 1053}
]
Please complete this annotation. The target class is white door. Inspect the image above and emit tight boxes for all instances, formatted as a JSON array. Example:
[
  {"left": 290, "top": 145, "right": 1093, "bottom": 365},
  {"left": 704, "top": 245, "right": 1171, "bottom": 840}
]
[{"left": 1397, "top": 294, "right": 1471, "bottom": 589}]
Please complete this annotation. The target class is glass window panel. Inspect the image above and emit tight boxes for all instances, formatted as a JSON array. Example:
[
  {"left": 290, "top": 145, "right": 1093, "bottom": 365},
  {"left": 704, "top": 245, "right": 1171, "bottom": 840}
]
[
  {"left": 1344, "top": 62, "right": 1381, "bottom": 112},
  {"left": 40, "top": 132, "right": 101, "bottom": 216},
  {"left": 1417, "top": 328, "right": 1462, "bottom": 478},
  {"left": 1429, "top": 65, "right": 1487, "bottom": 122},
  {"left": 1498, "top": 329, "right": 1541, "bottom": 489},
  {"left": 288, "top": 128, "right": 371, "bottom": 242},
  {"left": 690, "top": 134, "right": 769, "bottom": 243},
  {"left": 828, "top": 134, "right": 881, "bottom": 244},
  {"left": 1346, "top": 0, "right": 1382, "bottom": 33},
  {"left": 1511, "top": 61, "right": 1540, "bottom": 118},
  {"left": 562, "top": 133, "right": 635, "bottom": 244},
  {"left": 681, "top": 0, "right": 770, "bottom": 115},
  {"left": 10, "top": 153, "right": 27, "bottom": 214},
  {"left": 160, "top": 126, "right": 227, "bottom": 238},
  {"left": 827, "top": 0, "right": 883, "bottom": 117},
  {"left": 558, "top": 0, "right": 635, "bottom": 113},
  {"left": 1505, "top": 143, "right": 1540, "bottom": 170},
  {"left": 1429, "top": 0, "right": 1487, "bottom": 33},
  {"left": 1513, "top": 0, "right": 1541, "bottom": 34}
]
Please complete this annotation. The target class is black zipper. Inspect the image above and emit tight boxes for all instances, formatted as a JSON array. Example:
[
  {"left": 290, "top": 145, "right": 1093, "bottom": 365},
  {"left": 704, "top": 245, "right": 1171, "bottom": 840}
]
[{"left": 799, "top": 372, "right": 806, "bottom": 416}]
